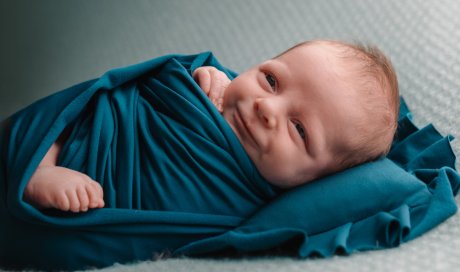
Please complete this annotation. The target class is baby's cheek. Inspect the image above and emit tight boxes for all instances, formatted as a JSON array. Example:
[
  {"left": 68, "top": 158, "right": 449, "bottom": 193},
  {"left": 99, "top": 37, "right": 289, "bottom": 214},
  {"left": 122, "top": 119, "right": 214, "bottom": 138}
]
[{"left": 222, "top": 87, "right": 236, "bottom": 111}]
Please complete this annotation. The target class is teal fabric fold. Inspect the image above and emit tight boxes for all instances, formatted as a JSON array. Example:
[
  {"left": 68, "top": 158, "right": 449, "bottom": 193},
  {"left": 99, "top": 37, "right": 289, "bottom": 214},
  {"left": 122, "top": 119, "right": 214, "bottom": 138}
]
[{"left": 1, "top": 53, "right": 459, "bottom": 270}]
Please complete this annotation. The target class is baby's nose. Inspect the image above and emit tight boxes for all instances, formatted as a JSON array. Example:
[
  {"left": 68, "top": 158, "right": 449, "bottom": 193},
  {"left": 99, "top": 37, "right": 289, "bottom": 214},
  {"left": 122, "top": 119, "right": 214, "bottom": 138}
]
[{"left": 254, "top": 98, "right": 277, "bottom": 129}]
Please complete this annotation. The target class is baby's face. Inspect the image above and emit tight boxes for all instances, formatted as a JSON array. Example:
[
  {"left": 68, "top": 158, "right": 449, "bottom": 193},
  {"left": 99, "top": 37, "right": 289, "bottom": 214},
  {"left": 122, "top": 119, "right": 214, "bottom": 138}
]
[{"left": 222, "top": 43, "right": 365, "bottom": 188}]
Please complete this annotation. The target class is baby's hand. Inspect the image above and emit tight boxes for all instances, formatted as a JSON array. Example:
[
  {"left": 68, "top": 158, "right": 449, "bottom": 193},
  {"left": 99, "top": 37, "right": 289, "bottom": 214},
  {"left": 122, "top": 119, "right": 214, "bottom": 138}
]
[
  {"left": 24, "top": 166, "right": 104, "bottom": 212},
  {"left": 192, "top": 66, "right": 230, "bottom": 112}
]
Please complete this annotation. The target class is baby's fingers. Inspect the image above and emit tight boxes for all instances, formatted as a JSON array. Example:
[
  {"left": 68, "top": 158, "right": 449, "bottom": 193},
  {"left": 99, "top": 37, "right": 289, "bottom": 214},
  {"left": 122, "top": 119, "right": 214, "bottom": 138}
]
[
  {"left": 192, "top": 68, "right": 211, "bottom": 94},
  {"left": 208, "top": 70, "right": 229, "bottom": 112}
]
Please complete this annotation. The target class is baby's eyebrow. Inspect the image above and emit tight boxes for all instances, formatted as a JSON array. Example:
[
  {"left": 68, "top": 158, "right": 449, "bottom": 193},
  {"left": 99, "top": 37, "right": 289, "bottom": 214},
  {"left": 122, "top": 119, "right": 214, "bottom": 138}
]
[{"left": 272, "top": 59, "right": 293, "bottom": 84}]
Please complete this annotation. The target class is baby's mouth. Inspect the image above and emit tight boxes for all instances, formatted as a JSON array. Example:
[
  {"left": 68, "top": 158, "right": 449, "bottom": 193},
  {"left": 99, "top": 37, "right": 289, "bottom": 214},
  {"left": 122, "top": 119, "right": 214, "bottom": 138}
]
[{"left": 235, "top": 109, "right": 259, "bottom": 149}]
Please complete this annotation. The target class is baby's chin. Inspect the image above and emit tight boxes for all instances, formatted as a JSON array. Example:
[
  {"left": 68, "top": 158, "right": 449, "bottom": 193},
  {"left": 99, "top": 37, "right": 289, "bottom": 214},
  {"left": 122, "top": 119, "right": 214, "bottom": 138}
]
[{"left": 258, "top": 169, "right": 315, "bottom": 189}]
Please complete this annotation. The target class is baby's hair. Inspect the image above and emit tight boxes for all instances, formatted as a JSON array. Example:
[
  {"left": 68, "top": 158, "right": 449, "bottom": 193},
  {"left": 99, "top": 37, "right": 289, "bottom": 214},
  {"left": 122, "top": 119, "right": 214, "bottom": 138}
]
[
  {"left": 277, "top": 40, "right": 400, "bottom": 172},
  {"left": 334, "top": 41, "right": 399, "bottom": 169}
]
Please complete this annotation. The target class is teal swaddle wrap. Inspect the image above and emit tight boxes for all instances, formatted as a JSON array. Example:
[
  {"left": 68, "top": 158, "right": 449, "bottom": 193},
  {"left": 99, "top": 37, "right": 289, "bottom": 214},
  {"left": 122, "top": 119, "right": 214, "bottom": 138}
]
[{"left": 0, "top": 53, "right": 458, "bottom": 270}]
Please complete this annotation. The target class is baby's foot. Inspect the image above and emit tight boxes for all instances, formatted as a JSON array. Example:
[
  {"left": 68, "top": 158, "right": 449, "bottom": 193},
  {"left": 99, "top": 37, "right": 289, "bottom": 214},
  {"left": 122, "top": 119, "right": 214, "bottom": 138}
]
[{"left": 24, "top": 166, "right": 105, "bottom": 212}]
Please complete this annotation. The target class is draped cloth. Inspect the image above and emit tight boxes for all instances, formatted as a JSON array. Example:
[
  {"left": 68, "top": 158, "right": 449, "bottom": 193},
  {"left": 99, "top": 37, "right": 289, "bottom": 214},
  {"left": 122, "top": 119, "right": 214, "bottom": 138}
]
[{"left": 0, "top": 53, "right": 459, "bottom": 270}]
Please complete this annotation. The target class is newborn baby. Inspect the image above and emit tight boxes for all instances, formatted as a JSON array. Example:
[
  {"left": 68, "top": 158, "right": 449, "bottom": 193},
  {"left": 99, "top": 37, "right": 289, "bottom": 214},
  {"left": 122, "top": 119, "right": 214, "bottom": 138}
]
[{"left": 23, "top": 40, "right": 399, "bottom": 212}]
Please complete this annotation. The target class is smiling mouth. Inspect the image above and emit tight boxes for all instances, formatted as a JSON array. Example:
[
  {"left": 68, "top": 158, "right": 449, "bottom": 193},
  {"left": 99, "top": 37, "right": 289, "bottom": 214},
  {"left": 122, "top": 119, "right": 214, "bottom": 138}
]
[{"left": 235, "top": 110, "right": 258, "bottom": 148}]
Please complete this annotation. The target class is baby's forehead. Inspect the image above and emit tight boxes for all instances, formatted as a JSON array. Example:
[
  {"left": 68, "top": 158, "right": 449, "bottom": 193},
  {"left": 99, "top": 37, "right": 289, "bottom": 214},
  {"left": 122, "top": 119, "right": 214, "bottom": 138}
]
[
  {"left": 277, "top": 44, "right": 356, "bottom": 85},
  {"left": 278, "top": 41, "right": 346, "bottom": 58},
  {"left": 288, "top": 43, "right": 376, "bottom": 88},
  {"left": 283, "top": 42, "right": 367, "bottom": 71},
  {"left": 276, "top": 43, "right": 349, "bottom": 72}
]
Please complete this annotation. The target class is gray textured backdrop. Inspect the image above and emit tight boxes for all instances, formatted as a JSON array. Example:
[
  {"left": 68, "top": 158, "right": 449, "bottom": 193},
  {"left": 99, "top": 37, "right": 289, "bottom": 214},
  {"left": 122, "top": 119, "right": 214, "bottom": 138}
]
[{"left": 1, "top": 0, "right": 460, "bottom": 271}]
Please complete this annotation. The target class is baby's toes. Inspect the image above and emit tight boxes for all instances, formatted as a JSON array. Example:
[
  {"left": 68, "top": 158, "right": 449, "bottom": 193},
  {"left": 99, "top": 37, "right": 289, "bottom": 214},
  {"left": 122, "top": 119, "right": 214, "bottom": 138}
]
[
  {"left": 55, "top": 192, "right": 71, "bottom": 211},
  {"left": 87, "top": 181, "right": 104, "bottom": 208},
  {"left": 76, "top": 185, "right": 90, "bottom": 211},
  {"left": 66, "top": 190, "right": 81, "bottom": 212}
]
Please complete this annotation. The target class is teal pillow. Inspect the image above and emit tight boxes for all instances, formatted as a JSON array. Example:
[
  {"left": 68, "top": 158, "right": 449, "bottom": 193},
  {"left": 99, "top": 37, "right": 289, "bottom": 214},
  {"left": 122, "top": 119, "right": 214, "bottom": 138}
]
[{"left": 175, "top": 98, "right": 460, "bottom": 257}]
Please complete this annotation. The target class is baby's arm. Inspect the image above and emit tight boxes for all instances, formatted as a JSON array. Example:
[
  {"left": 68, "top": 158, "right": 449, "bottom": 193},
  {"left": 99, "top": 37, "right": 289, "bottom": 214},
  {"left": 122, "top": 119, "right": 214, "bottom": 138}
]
[
  {"left": 23, "top": 129, "right": 104, "bottom": 212},
  {"left": 192, "top": 66, "right": 231, "bottom": 112}
]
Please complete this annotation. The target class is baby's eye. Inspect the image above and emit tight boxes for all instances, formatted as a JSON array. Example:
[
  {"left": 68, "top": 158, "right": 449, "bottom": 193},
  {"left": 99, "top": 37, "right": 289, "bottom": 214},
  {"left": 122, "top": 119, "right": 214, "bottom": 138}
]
[
  {"left": 295, "top": 122, "right": 306, "bottom": 139},
  {"left": 265, "top": 73, "right": 277, "bottom": 91}
]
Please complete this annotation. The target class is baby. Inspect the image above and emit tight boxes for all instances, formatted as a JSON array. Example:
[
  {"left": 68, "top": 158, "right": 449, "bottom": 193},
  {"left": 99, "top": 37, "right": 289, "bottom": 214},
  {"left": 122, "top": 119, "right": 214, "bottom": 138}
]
[{"left": 23, "top": 40, "right": 399, "bottom": 212}]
